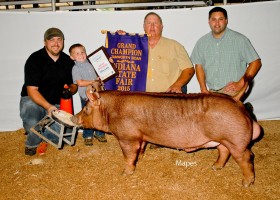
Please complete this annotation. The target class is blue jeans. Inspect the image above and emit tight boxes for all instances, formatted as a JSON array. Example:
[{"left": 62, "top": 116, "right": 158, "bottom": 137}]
[
  {"left": 20, "top": 96, "right": 63, "bottom": 148},
  {"left": 80, "top": 98, "right": 105, "bottom": 139}
]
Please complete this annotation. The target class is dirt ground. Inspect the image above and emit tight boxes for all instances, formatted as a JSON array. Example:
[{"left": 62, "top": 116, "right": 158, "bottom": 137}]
[{"left": 0, "top": 120, "right": 279, "bottom": 200}]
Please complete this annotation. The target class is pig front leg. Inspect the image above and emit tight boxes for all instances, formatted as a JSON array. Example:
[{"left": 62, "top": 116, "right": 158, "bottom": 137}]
[{"left": 118, "top": 140, "right": 142, "bottom": 175}]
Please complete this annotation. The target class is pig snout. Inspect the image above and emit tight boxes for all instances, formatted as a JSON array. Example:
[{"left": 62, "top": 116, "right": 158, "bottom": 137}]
[{"left": 70, "top": 115, "right": 82, "bottom": 128}]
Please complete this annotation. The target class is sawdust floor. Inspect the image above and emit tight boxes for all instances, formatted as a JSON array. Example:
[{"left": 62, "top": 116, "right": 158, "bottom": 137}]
[{"left": 0, "top": 120, "right": 279, "bottom": 200}]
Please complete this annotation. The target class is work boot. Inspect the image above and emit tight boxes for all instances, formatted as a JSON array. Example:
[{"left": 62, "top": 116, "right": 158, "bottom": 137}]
[
  {"left": 94, "top": 133, "right": 107, "bottom": 143},
  {"left": 84, "top": 137, "right": 93, "bottom": 146},
  {"left": 25, "top": 147, "right": 37, "bottom": 156}
]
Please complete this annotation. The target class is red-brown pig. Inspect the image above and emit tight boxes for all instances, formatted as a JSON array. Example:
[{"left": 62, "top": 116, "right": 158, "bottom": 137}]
[{"left": 71, "top": 86, "right": 261, "bottom": 187}]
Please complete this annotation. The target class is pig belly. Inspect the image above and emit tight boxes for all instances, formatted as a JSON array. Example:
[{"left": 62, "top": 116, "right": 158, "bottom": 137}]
[
  {"left": 142, "top": 128, "right": 220, "bottom": 151},
  {"left": 183, "top": 141, "right": 220, "bottom": 152}
]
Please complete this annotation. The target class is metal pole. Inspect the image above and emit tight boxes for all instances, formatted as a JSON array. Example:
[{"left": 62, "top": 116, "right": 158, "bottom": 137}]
[{"left": 52, "top": 0, "right": 56, "bottom": 12}]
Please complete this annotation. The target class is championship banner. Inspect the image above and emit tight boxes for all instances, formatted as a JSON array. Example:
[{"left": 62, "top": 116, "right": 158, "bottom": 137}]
[{"left": 104, "top": 32, "right": 148, "bottom": 92}]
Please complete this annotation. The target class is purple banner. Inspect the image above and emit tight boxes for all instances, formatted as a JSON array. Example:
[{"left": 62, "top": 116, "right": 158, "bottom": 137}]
[{"left": 104, "top": 32, "right": 148, "bottom": 92}]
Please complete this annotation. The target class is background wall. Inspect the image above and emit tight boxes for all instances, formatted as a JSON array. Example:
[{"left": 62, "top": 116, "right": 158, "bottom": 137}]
[{"left": 0, "top": 1, "right": 279, "bottom": 131}]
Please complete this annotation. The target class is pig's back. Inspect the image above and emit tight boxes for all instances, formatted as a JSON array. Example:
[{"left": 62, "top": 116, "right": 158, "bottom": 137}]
[{"left": 101, "top": 91, "right": 244, "bottom": 118}]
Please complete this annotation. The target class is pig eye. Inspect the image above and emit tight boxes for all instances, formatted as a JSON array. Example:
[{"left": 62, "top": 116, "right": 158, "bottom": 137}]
[{"left": 84, "top": 105, "right": 91, "bottom": 114}]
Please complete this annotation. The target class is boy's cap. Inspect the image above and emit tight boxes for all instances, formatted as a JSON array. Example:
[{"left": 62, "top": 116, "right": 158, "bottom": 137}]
[{"left": 44, "top": 28, "right": 64, "bottom": 40}]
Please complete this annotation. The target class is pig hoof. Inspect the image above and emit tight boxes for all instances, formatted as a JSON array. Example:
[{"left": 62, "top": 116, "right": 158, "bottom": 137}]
[
  {"left": 212, "top": 165, "right": 223, "bottom": 171},
  {"left": 122, "top": 169, "right": 134, "bottom": 176},
  {"left": 242, "top": 177, "right": 255, "bottom": 187}
]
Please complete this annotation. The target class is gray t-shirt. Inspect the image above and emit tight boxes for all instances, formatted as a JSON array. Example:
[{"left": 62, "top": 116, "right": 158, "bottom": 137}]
[{"left": 72, "top": 59, "right": 98, "bottom": 100}]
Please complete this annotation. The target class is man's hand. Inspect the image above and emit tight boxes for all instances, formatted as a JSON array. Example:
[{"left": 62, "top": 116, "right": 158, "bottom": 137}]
[
  {"left": 201, "top": 89, "right": 210, "bottom": 94},
  {"left": 222, "top": 81, "right": 243, "bottom": 96},
  {"left": 166, "top": 84, "right": 183, "bottom": 93},
  {"left": 47, "top": 105, "right": 58, "bottom": 116},
  {"left": 116, "top": 30, "right": 126, "bottom": 35}
]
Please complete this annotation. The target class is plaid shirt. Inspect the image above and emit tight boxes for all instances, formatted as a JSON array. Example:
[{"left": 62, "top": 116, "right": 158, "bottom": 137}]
[{"left": 191, "top": 28, "right": 260, "bottom": 90}]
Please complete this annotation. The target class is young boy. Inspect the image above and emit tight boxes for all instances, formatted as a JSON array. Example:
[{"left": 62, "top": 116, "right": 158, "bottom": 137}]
[{"left": 70, "top": 43, "right": 107, "bottom": 146}]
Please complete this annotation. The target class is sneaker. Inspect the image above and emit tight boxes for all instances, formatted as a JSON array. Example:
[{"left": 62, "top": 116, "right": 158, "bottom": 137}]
[
  {"left": 37, "top": 142, "right": 48, "bottom": 155},
  {"left": 94, "top": 134, "right": 107, "bottom": 143},
  {"left": 84, "top": 137, "right": 93, "bottom": 146},
  {"left": 25, "top": 147, "right": 37, "bottom": 156}
]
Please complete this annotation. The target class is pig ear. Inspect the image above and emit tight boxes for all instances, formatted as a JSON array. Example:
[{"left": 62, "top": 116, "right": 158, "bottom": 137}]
[
  {"left": 91, "top": 79, "right": 105, "bottom": 92},
  {"left": 86, "top": 85, "right": 100, "bottom": 103}
]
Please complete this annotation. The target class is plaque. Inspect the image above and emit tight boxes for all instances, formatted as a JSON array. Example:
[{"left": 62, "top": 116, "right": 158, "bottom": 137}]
[{"left": 88, "top": 46, "right": 118, "bottom": 82}]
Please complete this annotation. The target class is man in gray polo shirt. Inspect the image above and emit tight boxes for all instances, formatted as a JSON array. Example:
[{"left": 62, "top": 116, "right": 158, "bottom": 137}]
[{"left": 191, "top": 7, "right": 262, "bottom": 108}]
